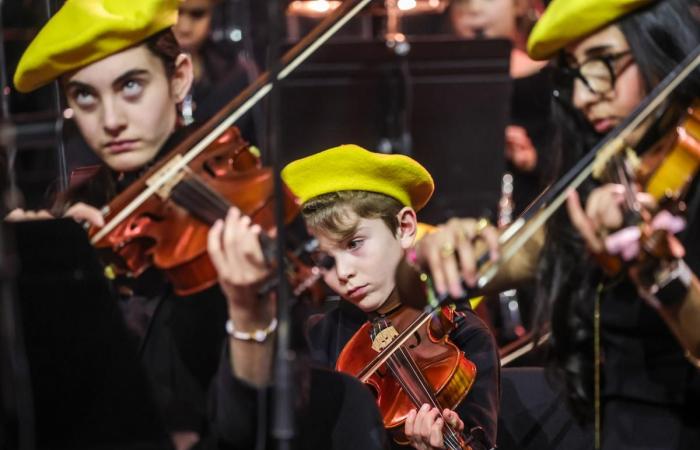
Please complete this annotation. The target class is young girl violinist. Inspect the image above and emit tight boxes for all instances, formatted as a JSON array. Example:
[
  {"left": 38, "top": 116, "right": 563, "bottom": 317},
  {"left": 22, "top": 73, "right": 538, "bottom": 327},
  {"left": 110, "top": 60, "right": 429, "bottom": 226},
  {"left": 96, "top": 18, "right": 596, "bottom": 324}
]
[
  {"left": 11, "top": 1, "right": 247, "bottom": 448},
  {"left": 420, "top": 0, "right": 700, "bottom": 448}
]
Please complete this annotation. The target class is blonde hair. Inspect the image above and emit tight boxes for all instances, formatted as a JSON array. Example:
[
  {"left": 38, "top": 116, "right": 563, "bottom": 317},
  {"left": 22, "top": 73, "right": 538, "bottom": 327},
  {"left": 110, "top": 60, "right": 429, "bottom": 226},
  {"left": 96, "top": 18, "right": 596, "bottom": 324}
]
[{"left": 302, "top": 191, "right": 404, "bottom": 240}]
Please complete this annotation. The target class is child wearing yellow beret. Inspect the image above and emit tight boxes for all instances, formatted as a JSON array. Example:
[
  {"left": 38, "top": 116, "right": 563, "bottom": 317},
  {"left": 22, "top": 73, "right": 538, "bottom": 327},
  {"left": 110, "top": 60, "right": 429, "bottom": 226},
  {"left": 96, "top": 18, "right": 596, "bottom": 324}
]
[
  {"left": 418, "top": 0, "right": 700, "bottom": 448},
  {"left": 207, "top": 144, "right": 500, "bottom": 449}
]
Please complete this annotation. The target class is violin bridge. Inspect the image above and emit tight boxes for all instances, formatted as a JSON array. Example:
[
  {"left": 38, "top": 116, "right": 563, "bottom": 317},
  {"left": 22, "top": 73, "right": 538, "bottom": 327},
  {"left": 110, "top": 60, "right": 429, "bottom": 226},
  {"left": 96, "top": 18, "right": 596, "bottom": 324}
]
[
  {"left": 146, "top": 155, "right": 186, "bottom": 200},
  {"left": 372, "top": 326, "right": 399, "bottom": 352}
]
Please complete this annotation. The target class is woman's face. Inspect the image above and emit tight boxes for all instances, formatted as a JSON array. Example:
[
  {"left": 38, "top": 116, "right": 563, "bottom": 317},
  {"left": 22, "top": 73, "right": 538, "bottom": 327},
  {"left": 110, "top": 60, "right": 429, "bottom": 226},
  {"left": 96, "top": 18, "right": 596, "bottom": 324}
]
[
  {"left": 64, "top": 45, "right": 192, "bottom": 172},
  {"left": 450, "top": 0, "right": 518, "bottom": 41},
  {"left": 566, "top": 25, "right": 646, "bottom": 135}
]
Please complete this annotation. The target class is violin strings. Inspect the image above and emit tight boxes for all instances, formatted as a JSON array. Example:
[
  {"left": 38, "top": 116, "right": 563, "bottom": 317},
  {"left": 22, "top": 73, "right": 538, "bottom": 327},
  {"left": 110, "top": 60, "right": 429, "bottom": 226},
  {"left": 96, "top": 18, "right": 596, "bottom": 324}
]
[
  {"left": 172, "top": 176, "right": 232, "bottom": 225},
  {"left": 375, "top": 320, "right": 463, "bottom": 450},
  {"left": 173, "top": 175, "right": 278, "bottom": 261},
  {"left": 371, "top": 320, "right": 427, "bottom": 408},
  {"left": 172, "top": 180, "right": 221, "bottom": 222},
  {"left": 394, "top": 346, "right": 463, "bottom": 449},
  {"left": 382, "top": 356, "right": 460, "bottom": 449},
  {"left": 184, "top": 177, "right": 231, "bottom": 218},
  {"left": 358, "top": 311, "right": 433, "bottom": 381},
  {"left": 373, "top": 319, "right": 463, "bottom": 449},
  {"left": 394, "top": 345, "right": 463, "bottom": 449}
]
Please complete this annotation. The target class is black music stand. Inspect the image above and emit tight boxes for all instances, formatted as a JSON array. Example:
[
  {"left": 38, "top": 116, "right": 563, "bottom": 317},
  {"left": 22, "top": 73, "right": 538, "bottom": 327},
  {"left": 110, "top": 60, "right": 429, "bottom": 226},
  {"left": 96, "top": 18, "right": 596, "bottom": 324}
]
[
  {"left": 9, "top": 219, "right": 171, "bottom": 450},
  {"left": 276, "top": 37, "right": 512, "bottom": 223}
]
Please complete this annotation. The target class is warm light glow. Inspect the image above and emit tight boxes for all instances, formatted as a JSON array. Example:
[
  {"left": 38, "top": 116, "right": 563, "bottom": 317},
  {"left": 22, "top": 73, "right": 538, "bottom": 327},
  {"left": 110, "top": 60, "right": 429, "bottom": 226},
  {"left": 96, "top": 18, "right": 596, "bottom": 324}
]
[
  {"left": 308, "top": 0, "right": 330, "bottom": 12},
  {"left": 287, "top": 0, "right": 342, "bottom": 16},
  {"left": 397, "top": 0, "right": 417, "bottom": 10},
  {"left": 391, "top": 0, "right": 449, "bottom": 15},
  {"left": 287, "top": 0, "right": 447, "bottom": 17}
]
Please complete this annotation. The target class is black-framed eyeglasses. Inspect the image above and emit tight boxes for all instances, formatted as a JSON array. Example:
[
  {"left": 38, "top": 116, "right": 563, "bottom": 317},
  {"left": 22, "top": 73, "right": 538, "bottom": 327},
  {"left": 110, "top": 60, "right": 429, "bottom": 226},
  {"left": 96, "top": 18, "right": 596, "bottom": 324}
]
[{"left": 555, "top": 50, "right": 634, "bottom": 95}]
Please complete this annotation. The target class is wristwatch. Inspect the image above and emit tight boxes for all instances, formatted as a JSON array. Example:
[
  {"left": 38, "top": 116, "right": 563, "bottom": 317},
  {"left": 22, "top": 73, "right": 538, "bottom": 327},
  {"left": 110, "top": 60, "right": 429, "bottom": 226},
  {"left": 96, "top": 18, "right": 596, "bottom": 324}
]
[{"left": 645, "top": 258, "right": 693, "bottom": 306}]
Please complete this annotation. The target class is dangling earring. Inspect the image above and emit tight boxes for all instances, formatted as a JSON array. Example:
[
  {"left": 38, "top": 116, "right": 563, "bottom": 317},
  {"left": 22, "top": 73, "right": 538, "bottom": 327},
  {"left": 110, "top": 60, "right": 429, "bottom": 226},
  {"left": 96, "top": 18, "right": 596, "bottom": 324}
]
[{"left": 179, "top": 91, "right": 195, "bottom": 126}]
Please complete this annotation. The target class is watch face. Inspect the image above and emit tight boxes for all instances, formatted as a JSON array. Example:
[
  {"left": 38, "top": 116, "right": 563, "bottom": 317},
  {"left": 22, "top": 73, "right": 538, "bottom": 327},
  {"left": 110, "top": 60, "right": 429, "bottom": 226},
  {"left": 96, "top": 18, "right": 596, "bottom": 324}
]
[{"left": 653, "top": 260, "right": 691, "bottom": 306}]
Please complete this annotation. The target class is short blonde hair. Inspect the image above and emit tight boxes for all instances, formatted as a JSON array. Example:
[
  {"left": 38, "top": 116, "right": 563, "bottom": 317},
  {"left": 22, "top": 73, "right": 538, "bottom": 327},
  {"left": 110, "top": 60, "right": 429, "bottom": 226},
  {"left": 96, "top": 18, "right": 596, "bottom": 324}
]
[{"left": 302, "top": 191, "right": 404, "bottom": 240}]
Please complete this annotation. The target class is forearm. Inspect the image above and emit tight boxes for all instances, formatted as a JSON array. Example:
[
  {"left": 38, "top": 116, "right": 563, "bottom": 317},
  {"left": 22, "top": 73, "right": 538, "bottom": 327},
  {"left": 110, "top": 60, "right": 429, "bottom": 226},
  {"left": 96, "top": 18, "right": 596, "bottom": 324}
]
[
  {"left": 229, "top": 337, "right": 275, "bottom": 387},
  {"left": 658, "top": 275, "right": 700, "bottom": 360},
  {"left": 226, "top": 287, "right": 276, "bottom": 387}
]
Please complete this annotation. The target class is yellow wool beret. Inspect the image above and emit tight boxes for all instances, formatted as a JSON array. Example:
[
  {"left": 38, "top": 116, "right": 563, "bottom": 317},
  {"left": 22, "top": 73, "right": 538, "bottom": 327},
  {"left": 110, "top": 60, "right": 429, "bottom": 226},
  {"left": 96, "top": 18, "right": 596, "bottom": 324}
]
[
  {"left": 527, "top": 0, "right": 654, "bottom": 60},
  {"left": 281, "top": 144, "right": 434, "bottom": 211},
  {"left": 14, "top": 0, "right": 179, "bottom": 93}
]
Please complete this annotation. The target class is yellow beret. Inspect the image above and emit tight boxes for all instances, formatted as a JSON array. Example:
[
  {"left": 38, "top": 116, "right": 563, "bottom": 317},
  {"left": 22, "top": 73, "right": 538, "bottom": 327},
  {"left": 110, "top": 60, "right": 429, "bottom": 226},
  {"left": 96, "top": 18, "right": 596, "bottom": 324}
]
[
  {"left": 527, "top": 0, "right": 654, "bottom": 60},
  {"left": 14, "top": 0, "right": 179, "bottom": 93},
  {"left": 281, "top": 144, "right": 434, "bottom": 211}
]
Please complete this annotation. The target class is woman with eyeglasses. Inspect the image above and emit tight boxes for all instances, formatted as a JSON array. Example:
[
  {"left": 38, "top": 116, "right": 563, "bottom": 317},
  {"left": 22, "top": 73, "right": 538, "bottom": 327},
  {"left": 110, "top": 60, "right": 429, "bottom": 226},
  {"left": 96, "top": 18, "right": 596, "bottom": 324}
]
[{"left": 411, "top": 0, "right": 700, "bottom": 448}]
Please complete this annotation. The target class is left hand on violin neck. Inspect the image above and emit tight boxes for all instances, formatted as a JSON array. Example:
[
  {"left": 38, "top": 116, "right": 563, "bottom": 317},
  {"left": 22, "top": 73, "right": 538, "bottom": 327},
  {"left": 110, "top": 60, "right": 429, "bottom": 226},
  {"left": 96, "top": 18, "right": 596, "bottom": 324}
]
[{"left": 567, "top": 184, "right": 690, "bottom": 298}]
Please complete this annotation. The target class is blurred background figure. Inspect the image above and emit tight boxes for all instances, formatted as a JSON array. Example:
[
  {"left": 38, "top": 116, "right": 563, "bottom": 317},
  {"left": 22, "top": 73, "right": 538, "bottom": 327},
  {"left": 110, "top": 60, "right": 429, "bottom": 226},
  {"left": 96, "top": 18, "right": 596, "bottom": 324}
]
[
  {"left": 174, "top": 0, "right": 259, "bottom": 140},
  {"left": 449, "top": 0, "right": 544, "bottom": 77},
  {"left": 448, "top": 0, "right": 552, "bottom": 346},
  {"left": 449, "top": 0, "right": 548, "bottom": 196}
]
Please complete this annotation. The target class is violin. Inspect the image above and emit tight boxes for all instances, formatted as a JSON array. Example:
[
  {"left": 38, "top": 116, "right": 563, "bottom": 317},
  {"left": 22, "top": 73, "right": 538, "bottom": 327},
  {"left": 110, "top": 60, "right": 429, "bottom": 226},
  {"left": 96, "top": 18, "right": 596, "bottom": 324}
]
[
  {"left": 637, "top": 99, "right": 700, "bottom": 202},
  {"left": 87, "top": 125, "right": 327, "bottom": 298},
  {"left": 336, "top": 301, "right": 486, "bottom": 450},
  {"left": 78, "top": 0, "right": 377, "bottom": 296},
  {"left": 586, "top": 99, "right": 700, "bottom": 278}
]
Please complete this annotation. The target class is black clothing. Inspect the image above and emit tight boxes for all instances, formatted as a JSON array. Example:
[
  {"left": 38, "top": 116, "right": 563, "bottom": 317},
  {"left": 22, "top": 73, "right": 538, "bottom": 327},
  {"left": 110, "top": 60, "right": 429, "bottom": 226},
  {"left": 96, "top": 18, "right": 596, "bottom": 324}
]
[
  {"left": 307, "top": 299, "right": 501, "bottom": 449},
  {"left": 596, "top": 175, "right": 700, "bottom": 449},
  {"left": 139, "top": 282, "right": 228, "bottom": 436},
  {"left": 498, "top": 367, "right": 593, "bottom": 450},
  {"left": 509, "top": 69, "right": 552, "bottom": 216},
  {"left": 210, "top": 346, "right": 387, "bottom": 450},
  {"left": 188, "top": 39, "right": 258, "bottom": 143},
  {"left": 60, "top": 149, "right": 230, "bottom": 442}
]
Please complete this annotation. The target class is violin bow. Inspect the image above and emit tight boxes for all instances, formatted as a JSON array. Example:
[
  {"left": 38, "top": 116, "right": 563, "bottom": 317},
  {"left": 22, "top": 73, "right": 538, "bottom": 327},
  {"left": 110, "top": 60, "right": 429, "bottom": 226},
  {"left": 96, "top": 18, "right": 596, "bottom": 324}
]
[
  {"left": 90, "top": 0, "right": 374, "bottom": 246},
  {"left": 358, "top": 44, "right": 700, "bottom": 383},
  {"left": 477, "top": 43, "right": 700, "bottom": 290}
]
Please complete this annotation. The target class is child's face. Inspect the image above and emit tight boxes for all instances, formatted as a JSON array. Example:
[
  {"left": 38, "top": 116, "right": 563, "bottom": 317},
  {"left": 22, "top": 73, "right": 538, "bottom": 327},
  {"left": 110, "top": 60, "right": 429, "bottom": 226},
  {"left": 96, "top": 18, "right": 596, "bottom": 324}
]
[
  {"left": 313, "top": 210, "right": 415, "bottom": 313},
  {"left": 64, "top": 45, "right": 191, "bottom": 172},
  {"left": 450, "top": 0, "right": 517, "bottom": 41},
  {"left": 174, "top": 0, "right": 214, "bottom": 53}
]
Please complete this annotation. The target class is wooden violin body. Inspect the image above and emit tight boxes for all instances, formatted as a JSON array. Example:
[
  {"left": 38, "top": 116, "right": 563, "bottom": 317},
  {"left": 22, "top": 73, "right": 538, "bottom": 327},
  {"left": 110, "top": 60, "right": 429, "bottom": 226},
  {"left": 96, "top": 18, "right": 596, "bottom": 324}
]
[
  {"left": 640, "top": 99, "right": 700, "bottom": 202},
  {"left": 590, "top": 99, "right": 700, "bottom": 277},
  {"left": 336, "top": 304, "right": 477, "bottom": 448},
  {"left": 89, "top": 126, "right": 300, "bottom": 295}
]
